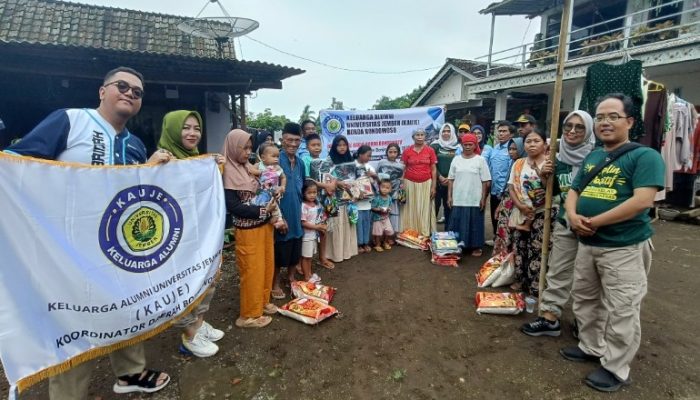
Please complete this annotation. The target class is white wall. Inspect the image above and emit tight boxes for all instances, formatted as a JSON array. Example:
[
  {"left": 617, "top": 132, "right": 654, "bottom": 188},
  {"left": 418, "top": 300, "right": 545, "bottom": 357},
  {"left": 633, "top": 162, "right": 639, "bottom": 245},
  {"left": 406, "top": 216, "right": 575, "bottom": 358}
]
[
  {"left": 423, "top": 72, "right": 464, "bottom": 106},
  {"left": 205, "top": 92, "right": 233, "bottom": 154}
]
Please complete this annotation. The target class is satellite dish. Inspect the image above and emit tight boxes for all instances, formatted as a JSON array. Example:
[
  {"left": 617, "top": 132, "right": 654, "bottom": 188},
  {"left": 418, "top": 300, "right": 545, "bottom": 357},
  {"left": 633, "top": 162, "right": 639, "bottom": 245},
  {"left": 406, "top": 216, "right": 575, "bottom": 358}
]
[{"left": 177, "top": 0, "right": 259, "bottom": 58}]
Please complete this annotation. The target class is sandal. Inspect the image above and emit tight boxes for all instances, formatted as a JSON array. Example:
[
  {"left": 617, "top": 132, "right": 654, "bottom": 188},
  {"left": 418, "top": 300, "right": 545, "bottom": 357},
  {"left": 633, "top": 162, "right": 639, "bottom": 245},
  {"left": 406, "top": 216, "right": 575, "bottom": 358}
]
[
  {"left": 373, "top": 246, "right": 384, "bottom": 253},
  {"left": 358, "top": 247, "right": 366, "bottom": 254},
  {"left": 263, "top": 303, "right": 278, "bottom": 315},
  {"left": 235, "top": 316, "right": 272, "bottom": 328},
  {"left": 113, "top": 369, "right": 170, "bottom": 394},
  {"left": 471, "top": 249, "right": 483, "bottom": 257},
  {"left": 271, "top": 288, "right": 286, "bottom": 300},
  {"left": 383, "top": 243, "right": 392, "bottom": 250},
  {"left": 319, "top": 259, "right": 335, "bottom": 270}
]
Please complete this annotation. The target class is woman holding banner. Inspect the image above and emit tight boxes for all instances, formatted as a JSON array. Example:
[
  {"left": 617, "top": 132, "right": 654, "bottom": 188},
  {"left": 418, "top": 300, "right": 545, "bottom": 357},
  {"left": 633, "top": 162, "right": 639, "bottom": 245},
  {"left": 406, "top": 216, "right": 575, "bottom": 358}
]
[
  {"left": 401, "top": 129, "right": 437, "bottom": 236},
  {"left": 223, "top": 129, "right": 282, "bottom": 329},
  {"left": 157, "top": 110, "right": 225, "bottom": 357}
]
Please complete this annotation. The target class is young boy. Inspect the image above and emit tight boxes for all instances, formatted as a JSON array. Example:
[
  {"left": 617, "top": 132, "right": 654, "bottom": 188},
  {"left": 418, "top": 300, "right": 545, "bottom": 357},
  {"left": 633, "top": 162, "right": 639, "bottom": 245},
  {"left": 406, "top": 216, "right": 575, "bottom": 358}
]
[
  {"left": 370, "top": 179, "right": 394, "bottom": 252},
  {"left": 303, "top": 134, "right": 336, "bottom": 270}
]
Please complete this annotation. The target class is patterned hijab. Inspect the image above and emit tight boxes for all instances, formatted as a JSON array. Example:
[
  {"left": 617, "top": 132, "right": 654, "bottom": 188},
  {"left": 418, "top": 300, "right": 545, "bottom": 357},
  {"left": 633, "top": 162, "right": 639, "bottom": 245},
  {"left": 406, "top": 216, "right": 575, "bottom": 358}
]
[
  {"left": 158, "top": 110, "right": 202, "bottom": 159},
  {"left": 557, "top": 110, "right": 595, "bottom": 177},
  {"left": 222, "top": 129, "right": 258, "bottom": 192}
]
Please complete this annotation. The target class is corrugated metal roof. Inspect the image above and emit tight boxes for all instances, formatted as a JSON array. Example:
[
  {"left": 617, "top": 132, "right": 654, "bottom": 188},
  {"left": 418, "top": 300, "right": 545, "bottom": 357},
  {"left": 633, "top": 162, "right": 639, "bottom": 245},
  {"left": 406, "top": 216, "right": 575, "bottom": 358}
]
[
  {"left": 479, "top": 0, "right": 561, "bottom": 17},
  {"left": 0, "top": 0, "right": 238, "bottom": 59}
]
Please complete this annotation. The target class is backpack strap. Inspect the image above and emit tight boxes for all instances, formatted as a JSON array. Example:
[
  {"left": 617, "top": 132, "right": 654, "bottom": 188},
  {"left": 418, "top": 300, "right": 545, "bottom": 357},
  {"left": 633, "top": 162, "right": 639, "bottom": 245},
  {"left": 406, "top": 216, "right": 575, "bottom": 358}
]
[{"left": 576, "top": 142, "right": 643, "bottom": 193}]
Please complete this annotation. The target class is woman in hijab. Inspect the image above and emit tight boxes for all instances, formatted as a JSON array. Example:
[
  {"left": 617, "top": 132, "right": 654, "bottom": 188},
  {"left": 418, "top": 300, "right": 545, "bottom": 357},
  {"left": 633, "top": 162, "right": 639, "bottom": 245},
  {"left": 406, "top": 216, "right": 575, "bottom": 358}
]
[
  {"left": 223, "top": 129, "right": 283, "bottom": 329},
  {"left": 521, "top": 110, "right": 595, "bottom": 337},
  {"left": 492, "top": 137, "right": 525, "bottom": 256},
  {"left": 430, "top": 123, "right": 459, "bottom": 225},
  {"left": 324, "top": 135, "right": 359, "bottom": 262},
  {"left": 158, "top": 110, "right": 225, "bottom": 358},
  {"left": 250, "top": 131, "right": 274, "bottom": 163}
]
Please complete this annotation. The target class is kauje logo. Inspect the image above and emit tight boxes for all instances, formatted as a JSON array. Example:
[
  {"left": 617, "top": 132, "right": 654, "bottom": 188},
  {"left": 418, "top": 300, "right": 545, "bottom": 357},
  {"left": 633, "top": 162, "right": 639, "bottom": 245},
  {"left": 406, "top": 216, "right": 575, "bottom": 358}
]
[
  {"left": 322, "top": 114, "right": 345, "bottom": 135},
  {"left": 99, "top": 185, "right": 183, "bottom": 273}
]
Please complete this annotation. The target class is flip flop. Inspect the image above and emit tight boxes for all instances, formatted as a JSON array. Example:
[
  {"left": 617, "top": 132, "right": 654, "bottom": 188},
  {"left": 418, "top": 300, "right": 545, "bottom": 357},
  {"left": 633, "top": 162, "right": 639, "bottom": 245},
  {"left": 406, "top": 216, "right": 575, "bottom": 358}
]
[
  {"left": 271, "top": 289, "right": 286, "bottom": 300},
  {"left": 319, "top": 259, "right": 335, "bottom": 270},
  {"left": 471, "top": 249, "right": 483, "bottom": 257}
]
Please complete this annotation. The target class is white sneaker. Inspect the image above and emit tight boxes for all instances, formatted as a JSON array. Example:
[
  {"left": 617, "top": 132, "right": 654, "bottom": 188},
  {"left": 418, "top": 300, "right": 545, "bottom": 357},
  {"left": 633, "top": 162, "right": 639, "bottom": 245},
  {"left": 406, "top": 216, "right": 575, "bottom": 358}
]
[
  {"left": 309, "top": 273, "right": 322, "bottom": 284},
  {"left": 182, "top": 333, "right": 219, "bottom": 358},
  {"left": 197, "top": 320, "right": 224, "bottom": 342}
]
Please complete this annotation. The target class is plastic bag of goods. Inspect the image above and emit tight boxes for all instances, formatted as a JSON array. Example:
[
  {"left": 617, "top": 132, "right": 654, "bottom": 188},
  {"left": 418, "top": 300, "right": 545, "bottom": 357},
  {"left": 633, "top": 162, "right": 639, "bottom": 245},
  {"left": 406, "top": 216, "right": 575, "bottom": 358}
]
[
  {"left": 278, "top": 298, "right": 338, "bottom": 325},
  {"left": 475, "top": 255, "right": 503, "bottom": 288},
  {"left": 475, "top": 292, "right": 525, "bottom": 315},
  {"left": 291, "top": 281, "right": 336, "bottom": 304},
  {"left": 490, "top": 253, "right": 515, "bottom": 287}
]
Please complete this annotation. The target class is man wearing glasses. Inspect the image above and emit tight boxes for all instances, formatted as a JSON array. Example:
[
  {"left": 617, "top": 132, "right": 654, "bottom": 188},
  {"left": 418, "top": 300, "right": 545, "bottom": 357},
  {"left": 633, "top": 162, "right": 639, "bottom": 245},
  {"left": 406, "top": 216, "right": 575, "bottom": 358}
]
[
  {"left": 6, "top": 67, "right": 171, "bottom": 398},
  {"left": 562, "top": 93, "right": 664, "bottom": 392}
]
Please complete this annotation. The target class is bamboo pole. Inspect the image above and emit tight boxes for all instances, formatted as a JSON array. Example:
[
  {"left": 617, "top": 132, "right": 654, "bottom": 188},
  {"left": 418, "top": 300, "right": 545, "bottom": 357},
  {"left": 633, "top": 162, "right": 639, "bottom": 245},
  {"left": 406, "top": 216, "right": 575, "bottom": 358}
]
[{"left": 538, "top": 0, "right": 573, "bottom": 307}]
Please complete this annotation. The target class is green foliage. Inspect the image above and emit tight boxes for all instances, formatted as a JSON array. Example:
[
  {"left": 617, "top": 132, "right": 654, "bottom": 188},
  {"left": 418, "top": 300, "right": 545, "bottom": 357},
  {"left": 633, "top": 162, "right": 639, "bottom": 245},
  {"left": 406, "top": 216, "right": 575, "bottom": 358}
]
[
  {"left": 247, "top": 108, "right": 291, "bottom": 132},
  {"left": 372, "top": 85, "right": 425, "bottom": 110},
  {"left": 299, "top": 104, "right": 317, "bottom": 124}
]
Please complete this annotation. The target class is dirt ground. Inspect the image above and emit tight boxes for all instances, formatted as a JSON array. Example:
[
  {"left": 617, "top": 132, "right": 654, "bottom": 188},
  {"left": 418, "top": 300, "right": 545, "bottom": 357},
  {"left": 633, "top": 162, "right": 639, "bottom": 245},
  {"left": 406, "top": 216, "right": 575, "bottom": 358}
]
[{"left": 3, "top": 220, "right": 700, "bottom": 400}]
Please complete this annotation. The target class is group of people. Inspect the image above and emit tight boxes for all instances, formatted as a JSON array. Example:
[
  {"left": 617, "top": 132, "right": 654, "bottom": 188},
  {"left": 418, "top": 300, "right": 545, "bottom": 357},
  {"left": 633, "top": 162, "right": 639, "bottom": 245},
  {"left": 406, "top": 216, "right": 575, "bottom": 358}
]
[{"left": 4, "top": 65, "right": 665, "bottom": 397}]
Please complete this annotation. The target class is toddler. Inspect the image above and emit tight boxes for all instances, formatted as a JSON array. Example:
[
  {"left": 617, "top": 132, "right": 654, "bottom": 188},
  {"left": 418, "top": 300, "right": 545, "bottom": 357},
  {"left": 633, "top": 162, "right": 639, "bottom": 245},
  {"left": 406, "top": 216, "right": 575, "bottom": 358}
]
[{"left": 370, "top": 179, "right": 394, "bottom": 252}]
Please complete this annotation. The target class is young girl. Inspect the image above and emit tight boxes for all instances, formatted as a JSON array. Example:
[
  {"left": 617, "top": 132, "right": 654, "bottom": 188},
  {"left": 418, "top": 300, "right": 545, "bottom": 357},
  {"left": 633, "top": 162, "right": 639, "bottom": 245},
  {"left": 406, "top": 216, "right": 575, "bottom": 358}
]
[
  {"left": 447, "top": 134, "right": 491, "bottom": 257},
  {"left": 300, "top": 180, "right": 326, "bottom": 282},
  {"left": 325, "top": 136, "right": 358, "bottom": 262},
  {"left": 370, "top": 179, "right": 395, "bottom": 252},
  {"left": 354, "top": 145, "right": 377, "bottom": 253},
  {"left": 376, "top": 143, "right": 404, "bottom": 244}
]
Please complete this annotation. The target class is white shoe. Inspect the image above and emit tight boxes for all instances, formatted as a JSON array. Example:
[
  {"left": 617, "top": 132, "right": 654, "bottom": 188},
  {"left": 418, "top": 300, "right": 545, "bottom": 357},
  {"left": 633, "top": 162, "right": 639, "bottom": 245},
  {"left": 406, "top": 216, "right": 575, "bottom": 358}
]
[
  {"left": 182, "top": 333, "right": 219, "bottom": 358},
  {"left": 309, "top": 273, "right": 322, "bottom": 284},
  {"left": 437, "top": 217, "right": 445, "bottom": 223},
  {"left": 197, "top": 320, "right": 224, "bottom": 342},
  {"left": 485, "top": 240, "right": 495, "bottom": 247}
]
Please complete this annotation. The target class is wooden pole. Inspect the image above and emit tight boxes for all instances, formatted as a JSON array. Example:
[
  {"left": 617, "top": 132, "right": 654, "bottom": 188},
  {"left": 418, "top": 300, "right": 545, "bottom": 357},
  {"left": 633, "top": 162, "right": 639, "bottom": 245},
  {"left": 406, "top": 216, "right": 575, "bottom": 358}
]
[{"left": 538, "top": 0, "right": 573, "bottom": 307}]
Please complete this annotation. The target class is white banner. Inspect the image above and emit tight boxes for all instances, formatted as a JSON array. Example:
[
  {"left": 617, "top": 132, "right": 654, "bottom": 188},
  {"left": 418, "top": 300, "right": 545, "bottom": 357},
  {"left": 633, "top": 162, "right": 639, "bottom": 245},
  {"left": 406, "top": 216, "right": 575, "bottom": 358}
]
[
  {"left": 319, "top": 106, "right": 445, "bottom": 160},
  {"left": 0, "top": 154, "right": 225, "bottom": 395}
]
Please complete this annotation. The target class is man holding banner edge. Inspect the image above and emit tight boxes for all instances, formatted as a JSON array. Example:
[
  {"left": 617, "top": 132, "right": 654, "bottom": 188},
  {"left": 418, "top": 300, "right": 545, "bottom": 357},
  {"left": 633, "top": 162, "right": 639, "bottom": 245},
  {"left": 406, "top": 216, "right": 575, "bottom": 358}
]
[{"left": 4, "top": 67, "right": 171, "bottom": 398}]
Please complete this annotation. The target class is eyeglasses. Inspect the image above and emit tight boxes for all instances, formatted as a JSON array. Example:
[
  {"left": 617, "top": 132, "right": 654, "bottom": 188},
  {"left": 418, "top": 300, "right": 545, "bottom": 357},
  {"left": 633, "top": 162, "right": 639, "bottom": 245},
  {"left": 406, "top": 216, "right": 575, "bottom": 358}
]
[
  {"left": 104, "top": 80, "right": 144, "bottom": 99},
  {"left": 563, "top": 123, "right": 586, "bottom": 134},
  {"left": 594, "top": 113, "right": 628, "bottom": 123}
]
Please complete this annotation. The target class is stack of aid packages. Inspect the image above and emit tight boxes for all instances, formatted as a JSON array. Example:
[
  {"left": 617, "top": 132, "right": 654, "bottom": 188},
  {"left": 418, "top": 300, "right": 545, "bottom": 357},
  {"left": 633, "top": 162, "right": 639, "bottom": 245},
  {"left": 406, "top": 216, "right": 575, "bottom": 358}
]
[
  {"left": 277, "top": 281, "right": 338, "bottom": 325},
  {"left": 474, "top": 253, "right": 524, "bottom": 315},
  {"left": 396, "top": 229, "right": 430, "bottom": 250},
  {"left": 429, "top": 231, "right": 461, "bottom": 267}
]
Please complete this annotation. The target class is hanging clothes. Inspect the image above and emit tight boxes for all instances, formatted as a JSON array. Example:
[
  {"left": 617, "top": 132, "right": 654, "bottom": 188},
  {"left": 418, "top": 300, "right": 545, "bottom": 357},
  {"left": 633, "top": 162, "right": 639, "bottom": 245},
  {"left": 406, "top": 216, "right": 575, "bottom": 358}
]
[
  {"left": 639, "top": 82, "right": 667, "bottom": 151},
  {"left": 579, "top": 60, "right": 645, "bottom": 140}
]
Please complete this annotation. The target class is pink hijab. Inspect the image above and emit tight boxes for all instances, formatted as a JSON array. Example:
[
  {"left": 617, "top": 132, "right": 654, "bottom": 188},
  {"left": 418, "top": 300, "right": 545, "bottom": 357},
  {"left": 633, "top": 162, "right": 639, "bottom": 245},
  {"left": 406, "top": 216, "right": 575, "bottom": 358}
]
[{"left": 222, "top": 129, "right": 258, "bottom": 192}]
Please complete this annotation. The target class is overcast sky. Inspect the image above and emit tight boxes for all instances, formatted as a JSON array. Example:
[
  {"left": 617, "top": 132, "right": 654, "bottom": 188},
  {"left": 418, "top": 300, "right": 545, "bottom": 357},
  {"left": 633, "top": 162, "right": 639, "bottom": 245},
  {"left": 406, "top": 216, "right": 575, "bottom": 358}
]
[{"left": 79, "top": 0, "right": 539, "bottom": 120}]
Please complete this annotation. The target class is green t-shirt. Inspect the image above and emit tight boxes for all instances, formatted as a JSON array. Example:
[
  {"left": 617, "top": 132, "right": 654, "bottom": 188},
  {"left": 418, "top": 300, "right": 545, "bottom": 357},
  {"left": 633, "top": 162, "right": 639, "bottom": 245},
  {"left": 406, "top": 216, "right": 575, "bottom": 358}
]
[
  {"left": 571, "top": 147, "right": 664, "bottom": 247},
  {"left": 430, "top": 143, "right": 457, "bottom": 180},
  {"left": 555, "top": 161, "right": 574, "bottom": 225}
]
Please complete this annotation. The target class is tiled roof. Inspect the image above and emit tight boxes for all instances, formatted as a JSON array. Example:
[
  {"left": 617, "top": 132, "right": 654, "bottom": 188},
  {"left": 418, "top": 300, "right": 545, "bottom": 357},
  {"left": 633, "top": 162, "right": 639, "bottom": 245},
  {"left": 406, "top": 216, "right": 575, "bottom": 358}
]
[
  {"left": 413, "top": 58, "right": 517, "bottom": 106},
  {"left": 0, "top": 0, "right": 236, "bottom": 59},
  {"left": 443, "top": 58, "right": 517, "bottom": 79}
]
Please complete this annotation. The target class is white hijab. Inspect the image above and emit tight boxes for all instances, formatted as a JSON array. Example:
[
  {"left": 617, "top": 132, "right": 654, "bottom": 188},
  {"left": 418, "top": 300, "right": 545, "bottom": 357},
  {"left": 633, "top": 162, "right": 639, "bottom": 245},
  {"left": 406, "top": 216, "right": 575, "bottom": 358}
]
[
  {"left": 437, "top": 123, "right": 458, "bottom": 151},
  {"left": 557, "top": 110, "right": 595, "bottom": 177}
]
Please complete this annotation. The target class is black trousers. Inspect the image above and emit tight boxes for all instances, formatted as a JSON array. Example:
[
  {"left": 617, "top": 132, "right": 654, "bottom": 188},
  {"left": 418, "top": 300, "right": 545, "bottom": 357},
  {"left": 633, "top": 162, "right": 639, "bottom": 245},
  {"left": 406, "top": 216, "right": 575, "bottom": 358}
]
[
  {"left": 489, "top": 194, "right": 500, "bottom": 237},
  {"left": 434, "top": 183, "right": 451, "bottom": 223}
]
